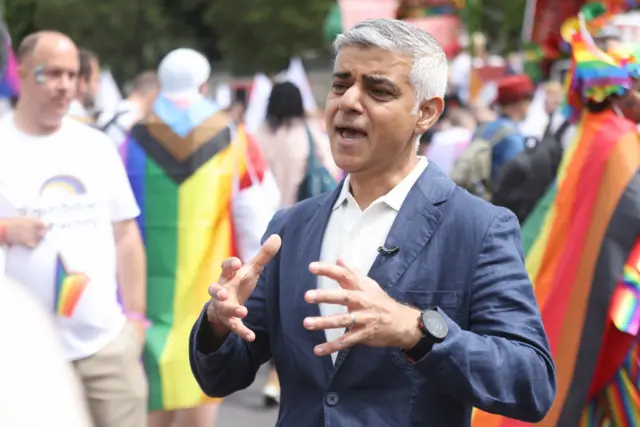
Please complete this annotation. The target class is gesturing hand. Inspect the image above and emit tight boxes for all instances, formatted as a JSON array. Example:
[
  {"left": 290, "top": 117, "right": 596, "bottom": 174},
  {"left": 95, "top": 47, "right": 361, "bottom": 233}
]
[
  {"left": 207, "top": 234, "right": 281, "bottom": 342},
  {"left": 303, "top": 259, "right": 422, "bottom": 357}
]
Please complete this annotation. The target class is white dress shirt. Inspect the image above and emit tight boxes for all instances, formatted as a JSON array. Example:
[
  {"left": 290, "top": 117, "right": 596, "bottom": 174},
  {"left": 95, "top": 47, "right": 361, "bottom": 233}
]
[{"left": 318, "top": 157, "right": 428, "bottom": 363}]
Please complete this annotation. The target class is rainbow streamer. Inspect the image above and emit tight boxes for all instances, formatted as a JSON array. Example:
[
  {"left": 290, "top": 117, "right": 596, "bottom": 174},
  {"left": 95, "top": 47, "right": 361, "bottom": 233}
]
[
  {"left": 0, "top": 46, "right": 19, "bottom": 98},
  {"left": 580, "top": 343, "right": 640, "bottom": 426},
  {"left": 54, "top": 254, "right": 88, "bottom": 317},
  {"left": 610, "top": 245, "right": 640, "bottom": 335}
]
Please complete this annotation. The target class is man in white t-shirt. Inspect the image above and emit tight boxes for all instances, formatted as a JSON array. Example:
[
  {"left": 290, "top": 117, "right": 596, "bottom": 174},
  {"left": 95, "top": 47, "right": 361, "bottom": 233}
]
[
  {"left": 96, "top": 70, "right": 159, "bottom": 145},
  {"left": 0, "top": 31, "right": 147, "bottom": 427}
]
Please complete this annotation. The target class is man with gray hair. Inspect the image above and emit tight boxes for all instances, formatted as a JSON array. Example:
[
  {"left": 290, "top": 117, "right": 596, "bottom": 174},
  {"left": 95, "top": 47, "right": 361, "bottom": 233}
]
[{"left": 190, "top": 19, "right": 555, "bottom": 426}]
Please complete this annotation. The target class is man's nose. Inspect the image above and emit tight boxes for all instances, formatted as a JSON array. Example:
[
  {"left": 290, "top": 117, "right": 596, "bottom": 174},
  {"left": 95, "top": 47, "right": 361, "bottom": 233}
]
[
  {"left": 338, "top": 85, "right": 364, "bottom": 113},
  {"left": 57, "top": 74, "right": 75, "bottom": 91}
]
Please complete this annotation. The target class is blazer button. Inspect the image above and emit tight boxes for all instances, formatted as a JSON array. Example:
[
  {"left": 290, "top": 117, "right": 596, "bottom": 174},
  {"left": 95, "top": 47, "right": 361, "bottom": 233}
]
[{"left": 325, "top": 392, "right": 340, "bottom": 406}]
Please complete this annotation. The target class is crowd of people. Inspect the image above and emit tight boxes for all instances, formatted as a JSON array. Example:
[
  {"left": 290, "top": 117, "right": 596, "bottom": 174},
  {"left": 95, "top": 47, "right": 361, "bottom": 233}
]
[{"left": 2, "top": 3, "right": 640, "bottom": 427}]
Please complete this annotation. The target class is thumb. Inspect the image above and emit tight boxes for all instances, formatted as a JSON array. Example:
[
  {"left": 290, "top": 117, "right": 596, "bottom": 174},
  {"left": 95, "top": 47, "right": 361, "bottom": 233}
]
[{"left": 248, "top": 234, "right": 282, "bottom": 276}]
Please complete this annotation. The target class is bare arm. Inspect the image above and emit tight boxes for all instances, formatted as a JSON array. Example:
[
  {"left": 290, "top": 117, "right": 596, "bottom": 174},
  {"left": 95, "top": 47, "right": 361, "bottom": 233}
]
[{"left": 113, "top": 219, "right": 146, "bottom": 314}]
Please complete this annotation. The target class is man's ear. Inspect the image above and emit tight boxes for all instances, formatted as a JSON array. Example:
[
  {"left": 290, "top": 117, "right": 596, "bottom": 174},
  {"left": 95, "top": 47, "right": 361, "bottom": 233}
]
[{"left": 415, "top": 97, "right": 445, "bottom": 135}]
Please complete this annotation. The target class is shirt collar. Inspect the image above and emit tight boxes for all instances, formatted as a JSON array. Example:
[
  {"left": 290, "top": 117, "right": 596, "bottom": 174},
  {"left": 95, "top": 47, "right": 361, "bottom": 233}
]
[{"left": 333, "top": 157, "right": 428, "bottom": 212}]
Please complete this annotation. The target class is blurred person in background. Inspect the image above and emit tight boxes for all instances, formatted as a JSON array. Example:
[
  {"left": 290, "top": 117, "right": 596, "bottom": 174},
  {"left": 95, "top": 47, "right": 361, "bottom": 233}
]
[
  {"left": 0, "top": 274, "right": 94, "bottom": 427},
  {"left": 258, "top": 81, "right": 340, "bottom": 209},
  {"left": 449, "top": 32, "right": 504, "bottom": 106},
  {"left": 97, "top": 70, "right": 159, "bottom": 145},
  {"left": 468, "top": 101, "right": 497, "bottom": 125},
  {"left": 120, "top": 47, "right": 278, "bottom": 427},
  {"left": 226, "top": 97, "right": 247, "bottom": 123},
  {"left": 0, "top": 31, "right": 147, "bottom": 427},
  {"left": 255, "top": 81, "right": 339, "bottom": 405},
  {"left": 483, "top": 74, "right": 534, "bottom": 180},
  {"left": 426, "top": 108, "right": 475, "bottom": 174},
  {"left": 68, "top": 48, "right": 100, "bottom": 123}
]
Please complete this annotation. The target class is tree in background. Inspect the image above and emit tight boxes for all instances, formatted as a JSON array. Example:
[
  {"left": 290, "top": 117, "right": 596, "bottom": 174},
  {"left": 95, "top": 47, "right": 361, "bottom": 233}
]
[
  {"left": 2, "top": 0, "right": 335, "bottom": 82},
  {"left": 200, "top": 0, "right": 335, "bottom": 74},
  {"left": 462, "top": 0, "right": 527, "bottom": 54}
]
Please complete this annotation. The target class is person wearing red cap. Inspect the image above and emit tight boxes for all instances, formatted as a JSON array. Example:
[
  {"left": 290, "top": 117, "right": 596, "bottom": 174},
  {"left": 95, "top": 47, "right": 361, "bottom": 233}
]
[{"left": 483, "top": 74, "right": 535, "bottom": 180}]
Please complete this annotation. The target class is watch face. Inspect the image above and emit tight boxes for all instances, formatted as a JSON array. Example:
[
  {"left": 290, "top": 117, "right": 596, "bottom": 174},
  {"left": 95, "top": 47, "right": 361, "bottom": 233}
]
[{"left": 423, "top": 310, "right": 448, "bottom": 340}]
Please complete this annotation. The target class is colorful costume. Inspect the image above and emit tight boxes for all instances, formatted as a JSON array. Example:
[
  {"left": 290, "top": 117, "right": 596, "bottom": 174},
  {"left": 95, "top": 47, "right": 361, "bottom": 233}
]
[
  {"left": 472, "top": 6, "right": 640, "bottom": 427},
  {"left": 120, "top": 93, "right": 278, "bottom": 411}
]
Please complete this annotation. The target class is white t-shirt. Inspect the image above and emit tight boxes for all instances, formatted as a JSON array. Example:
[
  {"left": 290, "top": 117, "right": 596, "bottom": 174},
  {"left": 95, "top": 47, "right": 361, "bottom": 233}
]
[{"left": 0, "top": 114, "right": 140, "bottom": 360}]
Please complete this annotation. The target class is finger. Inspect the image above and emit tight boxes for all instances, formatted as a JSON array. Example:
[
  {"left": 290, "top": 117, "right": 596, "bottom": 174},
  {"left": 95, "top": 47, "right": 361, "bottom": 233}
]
[
  {"left": 314, "top": 329, "right": 368, "bottom": 356},
  {"left": 220, "top": 257, "right": 242, "bottom": 281},
  {"left": 35, "top": 219, "right": 49, "bottom": 231},
  {"left": 208, "top": 283, "right": 227, "bottom": 300},
  {"left": 305, "top": 288, "right": 361, "bottom": 306},
  {"left": 228, "top": 318, "right": 256, "bottom": 342},
  {"left": 308, "top": 262, "right": 359, "bottom": 290},
  {"left": 216, "top": 300, "right": 248, "bottom": 319},
  {"left": 248, "top": 234, "right": 282, "bottom": 275},
  {"left": 303, "top": 312, "right": 374, "bottom": 331}
]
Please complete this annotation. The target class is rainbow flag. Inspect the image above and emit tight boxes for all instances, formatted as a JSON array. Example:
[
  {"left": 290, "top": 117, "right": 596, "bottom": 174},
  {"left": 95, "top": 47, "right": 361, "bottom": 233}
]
[
  {"left": 471, "top": 110, "right": 640, "bottom": 426},
  {"left": 0, "top": 44, "right": 19, "bottom": 98},
  {"left": 120, "top": 94, "right": 268, "bottom": 411},
  {"left": 54, "top": 254, "right": 89, "bottom": 317}
]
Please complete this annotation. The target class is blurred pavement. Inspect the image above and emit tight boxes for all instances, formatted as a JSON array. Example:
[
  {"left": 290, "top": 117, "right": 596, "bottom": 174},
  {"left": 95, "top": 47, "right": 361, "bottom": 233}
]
[{"left": 216, "top": 366, "right": 279, "bottom": 427}]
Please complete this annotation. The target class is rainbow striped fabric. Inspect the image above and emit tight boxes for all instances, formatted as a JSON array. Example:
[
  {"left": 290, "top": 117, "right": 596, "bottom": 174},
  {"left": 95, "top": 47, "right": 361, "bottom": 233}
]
[
  {"left": 120, "top": 94, "right": 268, "bottom": 411},
  {"left": 580, "top": 342, "right": 640, "bottom": 426},
  {"left": 610, "top": 245, "right": 640, "bottom": 336},
  {"left": 471, "top": 110, "right": 640, "bottom": 426},
  {"left": 53, "top": 254, "right": 88, "bottom": 317}
]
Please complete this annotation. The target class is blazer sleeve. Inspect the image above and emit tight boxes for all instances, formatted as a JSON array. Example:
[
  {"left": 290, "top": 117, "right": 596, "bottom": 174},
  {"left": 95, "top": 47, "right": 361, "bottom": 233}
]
[
  {"left": 189, "top": 210, "right": 285, "bottom": 398},
  {"left": 412, "top": 208, "right": 556, "bottom": 422}
]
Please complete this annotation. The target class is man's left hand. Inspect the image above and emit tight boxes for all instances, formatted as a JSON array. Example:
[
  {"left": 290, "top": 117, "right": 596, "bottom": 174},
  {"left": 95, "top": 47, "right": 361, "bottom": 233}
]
[{"left": 303, "top": 259, "right": 423, "bottom": 357}]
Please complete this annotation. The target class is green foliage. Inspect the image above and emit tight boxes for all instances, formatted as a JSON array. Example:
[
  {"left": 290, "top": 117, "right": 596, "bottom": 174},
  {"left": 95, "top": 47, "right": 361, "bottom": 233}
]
[
  {"left": 462, "top": 0, "right": 527, "bottom": 54},
  {"left": 2, "top": 0, "right": 335, "bottom": 82},
  {"left": 200, "top": 0, "right": 335, "bottom": 74}
]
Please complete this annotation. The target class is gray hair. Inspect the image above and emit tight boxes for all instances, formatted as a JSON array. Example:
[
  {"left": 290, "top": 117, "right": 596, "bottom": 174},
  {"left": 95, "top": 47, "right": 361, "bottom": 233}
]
[{"left": 333, "top": 19, "right": 448, "bottom": 111}]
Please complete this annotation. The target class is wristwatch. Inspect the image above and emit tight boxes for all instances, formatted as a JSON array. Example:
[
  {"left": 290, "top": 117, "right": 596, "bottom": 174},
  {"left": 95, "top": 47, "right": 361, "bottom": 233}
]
[{"left": 404, "top": 308, "right": 448, "bottom": 362}]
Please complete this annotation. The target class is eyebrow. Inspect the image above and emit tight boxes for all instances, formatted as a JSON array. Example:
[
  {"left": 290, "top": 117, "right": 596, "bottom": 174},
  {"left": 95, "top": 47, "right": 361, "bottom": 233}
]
[
  {"left": 333, "top": 72, "right": 397, "bottom": 87},
  {"left": 332, "top": 71, "right": 351, "bottom": 79},
  {"left": 363, "top": 75, "right": 397, "bottom": 88}
]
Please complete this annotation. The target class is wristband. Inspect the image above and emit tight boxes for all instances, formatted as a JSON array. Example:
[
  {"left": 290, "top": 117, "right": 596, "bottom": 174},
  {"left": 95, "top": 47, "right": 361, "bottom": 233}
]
[{"left": 126, "top": 312, "right": 151, "bottom": 328}]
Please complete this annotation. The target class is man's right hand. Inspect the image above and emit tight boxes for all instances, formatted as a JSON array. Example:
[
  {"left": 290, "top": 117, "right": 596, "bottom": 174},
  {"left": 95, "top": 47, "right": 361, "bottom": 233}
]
[
  {"left": 2, "top": 218, "right": 48, "bottom": 248},
  {"left": 207, "top": 234, "right": 282, "bottom": 342}
]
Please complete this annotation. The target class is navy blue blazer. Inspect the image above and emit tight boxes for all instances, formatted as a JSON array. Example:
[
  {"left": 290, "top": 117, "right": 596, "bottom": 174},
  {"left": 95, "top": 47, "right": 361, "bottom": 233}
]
[{"left": 190, "top": 164, "right": 556, "bottom": 427}]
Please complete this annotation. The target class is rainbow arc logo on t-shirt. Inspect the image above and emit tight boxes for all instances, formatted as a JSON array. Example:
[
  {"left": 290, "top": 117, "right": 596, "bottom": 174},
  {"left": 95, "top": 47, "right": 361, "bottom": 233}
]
[{"left": 54, "top": 254, "right": 89, "bottom": 317}]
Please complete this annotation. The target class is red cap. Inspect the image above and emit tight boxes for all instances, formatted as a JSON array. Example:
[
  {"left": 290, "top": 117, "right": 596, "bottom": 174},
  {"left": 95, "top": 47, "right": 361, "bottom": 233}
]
[{"left": 495, "top": 75, "right": 535, "bottom": 105}]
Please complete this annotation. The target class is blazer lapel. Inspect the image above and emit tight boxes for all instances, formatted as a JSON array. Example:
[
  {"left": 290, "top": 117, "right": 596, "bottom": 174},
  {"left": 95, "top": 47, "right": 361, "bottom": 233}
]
[
  {"left": 331, "top": 163, "right": 456, "bottom": 373},
  {"left": 295, "top": 181, "right": 345, "bottom": 378},
  {"left": 368, "top": 163, "right": 455, "bottom": 291}
]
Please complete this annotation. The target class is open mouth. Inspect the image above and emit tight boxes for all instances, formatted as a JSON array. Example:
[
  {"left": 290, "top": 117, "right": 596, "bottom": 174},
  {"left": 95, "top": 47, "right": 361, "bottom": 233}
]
[{"left": 336, "top": 125, "right": 367, "bottom": 140}]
